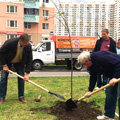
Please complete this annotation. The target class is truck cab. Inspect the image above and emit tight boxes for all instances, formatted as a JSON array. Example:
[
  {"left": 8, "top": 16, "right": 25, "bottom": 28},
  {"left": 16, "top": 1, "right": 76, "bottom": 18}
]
[{"left": 32, "top": 40, "right": 55, "bottom": 70}]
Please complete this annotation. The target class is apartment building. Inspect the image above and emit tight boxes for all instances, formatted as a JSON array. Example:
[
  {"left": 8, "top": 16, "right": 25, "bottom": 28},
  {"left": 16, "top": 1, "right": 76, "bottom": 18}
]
[
  {"left": 0, "top": 0, "right": 55, "bottom": 45},
  {"left": 114, "top": 0, "right": 120, "bottom": 41},
  {"left": 108, "top": 4, "right": 115, "bottom": 38},
  {"left": 55, "top": 2, "right": 115, "bottom": 39},
  {"left": 24, "top": 0, "right": 55, "bottom": 45},
  {"left": 0, "top": 0, "right": 24, "bottom": 45}
]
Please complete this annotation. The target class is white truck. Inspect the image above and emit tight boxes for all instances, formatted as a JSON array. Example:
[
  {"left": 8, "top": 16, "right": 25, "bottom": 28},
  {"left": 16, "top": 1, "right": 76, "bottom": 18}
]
[{"left": 32, "top": 36, "right": 98, "bottom": 70}]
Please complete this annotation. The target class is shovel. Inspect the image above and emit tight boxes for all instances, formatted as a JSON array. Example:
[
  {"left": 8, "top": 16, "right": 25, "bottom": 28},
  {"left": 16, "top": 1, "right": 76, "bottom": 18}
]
[
  {"left": 8, "top": 70, "right": 65, "bottom": 100},
  {"left": 66, "top": 78, "right": 120, "bottom": 109}
]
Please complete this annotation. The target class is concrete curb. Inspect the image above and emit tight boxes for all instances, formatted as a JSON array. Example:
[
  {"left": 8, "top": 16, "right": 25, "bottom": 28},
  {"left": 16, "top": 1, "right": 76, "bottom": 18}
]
[{"left": 7, "top": 71, "right": 89, "bottom": 78}]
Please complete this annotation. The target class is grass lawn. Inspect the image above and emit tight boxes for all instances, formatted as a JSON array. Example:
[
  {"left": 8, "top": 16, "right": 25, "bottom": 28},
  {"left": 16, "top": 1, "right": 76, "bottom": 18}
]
[{"left": 0, "top": 76, "right": 119, "bottom": 120}]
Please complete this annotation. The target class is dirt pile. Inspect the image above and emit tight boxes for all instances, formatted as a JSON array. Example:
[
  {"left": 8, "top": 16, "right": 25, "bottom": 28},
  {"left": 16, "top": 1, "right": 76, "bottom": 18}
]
[{"left": 30, "top": 100, "right": 102, "bottom": 120}]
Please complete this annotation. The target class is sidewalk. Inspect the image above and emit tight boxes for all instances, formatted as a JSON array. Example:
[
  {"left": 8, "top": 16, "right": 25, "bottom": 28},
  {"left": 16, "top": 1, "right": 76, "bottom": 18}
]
[{"left": 7, "top": 71, "right": 89, "bottom": 77}]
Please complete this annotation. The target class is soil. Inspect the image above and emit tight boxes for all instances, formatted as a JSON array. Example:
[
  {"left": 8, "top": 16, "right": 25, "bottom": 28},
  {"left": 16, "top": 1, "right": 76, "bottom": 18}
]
[{"left": 30, "top": 100, "right": 102, "bottom": 120}]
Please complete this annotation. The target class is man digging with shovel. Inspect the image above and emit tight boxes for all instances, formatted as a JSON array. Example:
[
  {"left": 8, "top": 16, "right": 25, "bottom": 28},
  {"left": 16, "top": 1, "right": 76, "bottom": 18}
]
[
  {"left": 77, "top": 51, "right": 120, "bottom": 120},
  {"left": 0, "top": 33, "right": 32, "bottom": 104}
]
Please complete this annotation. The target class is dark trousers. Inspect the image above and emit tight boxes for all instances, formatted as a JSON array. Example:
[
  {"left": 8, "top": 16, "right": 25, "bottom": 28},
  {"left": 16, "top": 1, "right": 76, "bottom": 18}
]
[
  {"left": 97, "top": 73, "right": 108, "bottom": 88},
  {"left": 0, "top": 63, "right": 25, "bottom": 100}
]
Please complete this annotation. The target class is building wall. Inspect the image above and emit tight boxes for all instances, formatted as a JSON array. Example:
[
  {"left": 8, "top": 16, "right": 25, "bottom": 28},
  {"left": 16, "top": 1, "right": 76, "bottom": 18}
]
[
  {"left": 108, "top": 4, "right": 115, "bottom": 39},
  {"left": 114, "top": 0, "right": 120, "bottom": 41},
  {"left": 0, "top": 0, "right": 55, "bottom": 46},
  {"left": 24, "top": 7, "right": 55, "bottom": 45},
  {"left": 0, "top": 1, "right": 24, "bottom": 45}
]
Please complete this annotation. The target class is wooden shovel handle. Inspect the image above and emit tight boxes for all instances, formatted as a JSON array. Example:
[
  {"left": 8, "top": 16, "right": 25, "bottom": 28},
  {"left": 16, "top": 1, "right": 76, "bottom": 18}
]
[
  {"left": 8, "top": 69, "right": 49, "bottom": 92},
  {"left": 78, "top": 78, "right": 120, "bottom": 102},
  {"left": 8, "top": 69, "right": 24, "bottom": 79},
  {"left": 38, "top": 95, "right": 41, "bottom": 99}
]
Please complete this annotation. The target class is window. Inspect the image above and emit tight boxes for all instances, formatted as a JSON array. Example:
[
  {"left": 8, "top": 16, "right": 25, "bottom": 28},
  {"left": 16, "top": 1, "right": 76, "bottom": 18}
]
[
  {"left": 24, "top": 8, "right": 39, "bottom": 15},
  {"left": 42, "top": 23, "right": 49, "bottom": 30},
  {"left": 43, "top": 10, "right": 49, "bottom": 16},
  {"left": 7, "top": 34, "right": 17, "bottom": 39},
  {"left": 24, "top": 23, "right": 31, "bottom": 29},
  {"left": 7, "top": 6, "right": 17, "bottom": 13},
  {"left": 43, "top": 0, "right": 49, "bottom": 3},
  {"left": 7, "top": 20, "right": 17, "bottom": 28},
  {"left": 41, "top": 42, "right": 51, "bottom": 51},
  {"left": 42, "top": 37, "right": 48, "bottom": 40},
  {"left": 24, "top": 0, "right": 39, "bottom": 1}
]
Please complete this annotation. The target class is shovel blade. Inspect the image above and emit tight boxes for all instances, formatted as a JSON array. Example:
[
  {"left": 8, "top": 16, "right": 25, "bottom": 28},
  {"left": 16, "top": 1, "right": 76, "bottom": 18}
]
[
  {"left": 66, "top": 98, "right": 77, "bottom": 109},
  {"left": 49, "top": 91, "right": 65, "bottom": 100}
]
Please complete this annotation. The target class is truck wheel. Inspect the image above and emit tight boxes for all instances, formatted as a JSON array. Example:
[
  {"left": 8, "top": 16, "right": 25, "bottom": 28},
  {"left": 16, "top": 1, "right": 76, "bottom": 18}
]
[
  {"left": 73, "top": 61, "right": 83, "bottom": 71},
  {"left": 32, "top": 61, "right": 42, "bottom": 70}
]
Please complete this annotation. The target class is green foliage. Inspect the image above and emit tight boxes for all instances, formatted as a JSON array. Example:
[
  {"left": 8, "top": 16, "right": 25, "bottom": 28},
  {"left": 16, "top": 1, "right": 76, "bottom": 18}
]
[{"left": 57, "top": 11, "right": 65, "bottom": 15}]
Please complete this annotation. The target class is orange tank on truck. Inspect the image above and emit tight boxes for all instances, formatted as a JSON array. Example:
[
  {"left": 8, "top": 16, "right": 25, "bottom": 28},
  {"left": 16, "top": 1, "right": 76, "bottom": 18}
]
[{"left": 50, "top": 36, "right": 98, "bottom": 52}]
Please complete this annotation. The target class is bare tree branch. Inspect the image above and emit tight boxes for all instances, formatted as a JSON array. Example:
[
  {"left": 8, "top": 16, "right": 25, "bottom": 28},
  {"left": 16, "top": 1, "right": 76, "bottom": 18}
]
[{"left": 50, "top": 0, "right": 73, "bottom": 99}]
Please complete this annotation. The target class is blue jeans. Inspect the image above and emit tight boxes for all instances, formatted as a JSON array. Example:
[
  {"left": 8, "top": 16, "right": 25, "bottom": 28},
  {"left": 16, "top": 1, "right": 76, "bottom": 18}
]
[
  {"left": 104, "top": 81, "right": 120, "bottom": 119},
  {"left": 97, "top": 73, "right": 108, "bottom": 88},
  {"left": 0, "top": 63, "right": 25, "bottom": 100}
]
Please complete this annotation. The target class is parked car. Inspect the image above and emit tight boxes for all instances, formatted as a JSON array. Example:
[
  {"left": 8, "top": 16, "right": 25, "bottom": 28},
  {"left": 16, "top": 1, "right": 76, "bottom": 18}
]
[{"left": 29, "top": 41, "right": 35, "bottom": 49}]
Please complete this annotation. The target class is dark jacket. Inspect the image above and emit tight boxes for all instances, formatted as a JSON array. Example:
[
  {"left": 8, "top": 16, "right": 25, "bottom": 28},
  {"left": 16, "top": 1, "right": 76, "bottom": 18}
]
[
  {"left": 94, "top": 37, "right": 117, "bottom": 53},
  {"left": 0, "top": 38, "right": 32, "bottom": 73},
  {"left": 89, "top": 51, "right": 120, "bottom": 92}
]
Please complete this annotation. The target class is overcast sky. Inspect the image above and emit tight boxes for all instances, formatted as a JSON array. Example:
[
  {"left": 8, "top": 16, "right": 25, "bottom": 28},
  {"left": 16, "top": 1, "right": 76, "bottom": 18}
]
[{"left": 56, "top": 0, "right": 114, "bottom": 4}]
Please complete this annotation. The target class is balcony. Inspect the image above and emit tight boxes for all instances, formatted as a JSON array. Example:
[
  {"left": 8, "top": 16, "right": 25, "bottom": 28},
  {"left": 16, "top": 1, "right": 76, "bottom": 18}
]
[
  {"left": 24, "top": 15, "right": 39, "bottom": 23},
  {"left": 24, "top": 0, "right": 39, "bottom": 9},
  {"left": 24, "top": 8, "right": 39, "bottom": 23}
]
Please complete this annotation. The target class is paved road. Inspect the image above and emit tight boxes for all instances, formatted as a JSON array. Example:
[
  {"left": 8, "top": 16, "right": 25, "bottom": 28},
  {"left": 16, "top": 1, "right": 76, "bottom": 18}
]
[{"left": 1, "top": 66, "right": 89, "bottom": 78}]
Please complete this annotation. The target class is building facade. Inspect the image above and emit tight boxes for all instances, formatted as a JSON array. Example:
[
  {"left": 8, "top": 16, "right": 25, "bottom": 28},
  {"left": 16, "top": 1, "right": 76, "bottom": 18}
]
[
  {"left": 1, "top": 0, "right": 120, "bottom": 45},
  {"left": 114, "top": 0, "right": 120, "bottom": 41},
  {"left": 55, "top": 2, "right": 115, "bottom": 39},
  {"left": 0, "top": 0, "right": 24, "bottom": 45},
  {"left": 24, "top": 0, "right": 55, "bottom": 45},
  {"left": 0, "top": 0, "right": 55, "bottom": 45}
]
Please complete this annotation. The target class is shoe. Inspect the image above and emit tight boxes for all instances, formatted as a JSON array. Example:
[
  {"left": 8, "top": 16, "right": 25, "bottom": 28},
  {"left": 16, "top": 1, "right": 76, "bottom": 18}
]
[
  {"left": 97, "top": 115, "right": 114, "bottom": 120},
  {"left": 95, "top": 87, "right": 99, "bottom": 90},
  {"left": 19, "top": 97, "right": 27, "bottom": 103},
  {"left": 0, "top": 99, "right": 3, "bottom": 104}
]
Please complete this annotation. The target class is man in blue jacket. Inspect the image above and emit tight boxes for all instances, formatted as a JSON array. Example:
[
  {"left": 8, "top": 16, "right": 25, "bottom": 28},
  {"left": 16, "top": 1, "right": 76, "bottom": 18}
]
[
  {"left": 0, "top": 33, "right": 32, "bottom": 104},
  {"left": 78, "top": 51, "right": 120, "bottom": 120}
]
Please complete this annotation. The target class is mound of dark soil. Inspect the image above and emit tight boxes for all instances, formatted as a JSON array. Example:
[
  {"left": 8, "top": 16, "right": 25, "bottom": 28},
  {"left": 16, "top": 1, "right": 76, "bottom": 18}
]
[{"left": 30, "top": 100, "right": 102, "bottom": 120}]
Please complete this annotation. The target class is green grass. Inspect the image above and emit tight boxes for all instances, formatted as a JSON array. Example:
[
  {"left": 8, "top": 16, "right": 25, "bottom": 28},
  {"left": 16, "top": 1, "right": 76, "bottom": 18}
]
[{"left": 0, "top": 76, "right": 118, "bottom": 120}]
